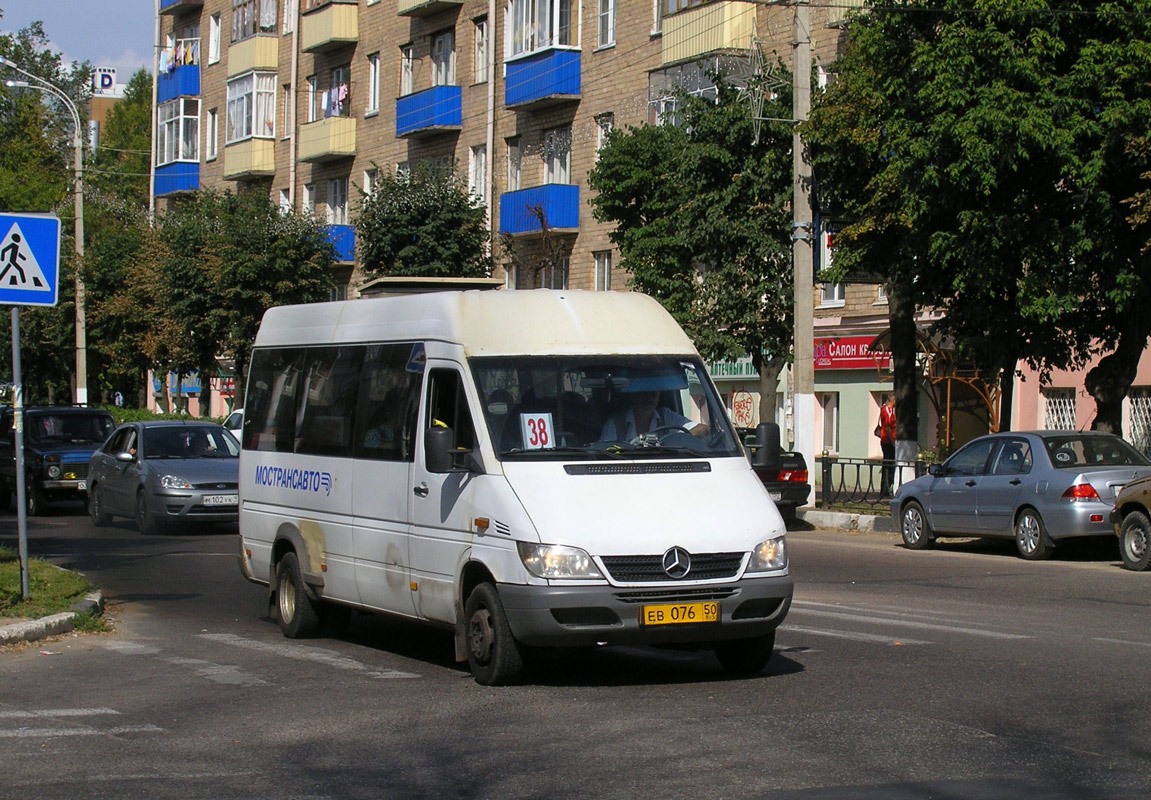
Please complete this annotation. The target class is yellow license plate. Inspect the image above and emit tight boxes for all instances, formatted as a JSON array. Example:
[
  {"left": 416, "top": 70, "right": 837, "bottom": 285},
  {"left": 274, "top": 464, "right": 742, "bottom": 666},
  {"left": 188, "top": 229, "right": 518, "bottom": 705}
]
[{"left": 640, "top": 601, "right": 720, "bottom": 626}]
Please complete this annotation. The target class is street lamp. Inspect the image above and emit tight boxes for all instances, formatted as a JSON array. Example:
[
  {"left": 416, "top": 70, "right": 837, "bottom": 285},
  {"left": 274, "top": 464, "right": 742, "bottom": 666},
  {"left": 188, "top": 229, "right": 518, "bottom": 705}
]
[{"left": 0, "top": 56, "right": 88, "bottom": 406}]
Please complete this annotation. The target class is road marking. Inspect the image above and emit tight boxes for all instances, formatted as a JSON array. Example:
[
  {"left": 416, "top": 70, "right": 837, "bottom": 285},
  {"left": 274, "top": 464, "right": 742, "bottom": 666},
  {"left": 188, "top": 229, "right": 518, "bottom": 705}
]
[
  {"left": 780, "top": 624, "right": 931, "bottom": 646},
  {"left": 789, "top": 602, "right": 1032, "bottom": 640},
  {"left": 0, "top": 725, "right": 163, "bottom": 739},
  {"left": 164, "top": 656, "right": 270, "bottom": 687},
  {"left": 98, "top": 640, "right": 161, "bottom": 655},
  {"left": 199, "top": 633, "right": 420, "bottom": 679},
  {"left": 1094, "top": 637, "right": 1151, "bottom": 649},
  {"left": 0, "top": 708, "right": 120, "bottom": 719}
]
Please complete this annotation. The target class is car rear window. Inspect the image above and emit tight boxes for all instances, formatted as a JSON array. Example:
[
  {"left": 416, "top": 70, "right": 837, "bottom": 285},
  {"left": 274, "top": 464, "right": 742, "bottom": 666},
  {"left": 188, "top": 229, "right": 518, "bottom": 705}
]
[{"left": 1043, "top": 435, "right": 1150, "bottom": 468}]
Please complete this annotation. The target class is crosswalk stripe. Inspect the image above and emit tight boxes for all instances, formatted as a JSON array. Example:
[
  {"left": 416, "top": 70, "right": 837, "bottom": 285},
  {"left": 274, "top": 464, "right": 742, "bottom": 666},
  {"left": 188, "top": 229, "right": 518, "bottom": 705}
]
[{"left": 199, "top": 633, "right": 420, "bottom": 679}]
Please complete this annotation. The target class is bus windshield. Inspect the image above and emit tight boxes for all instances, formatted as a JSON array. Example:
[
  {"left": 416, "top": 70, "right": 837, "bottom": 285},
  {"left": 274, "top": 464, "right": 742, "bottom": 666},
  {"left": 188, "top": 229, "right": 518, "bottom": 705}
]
[{"left": 471, "top": 355, "right": 740, "bottom": 460}]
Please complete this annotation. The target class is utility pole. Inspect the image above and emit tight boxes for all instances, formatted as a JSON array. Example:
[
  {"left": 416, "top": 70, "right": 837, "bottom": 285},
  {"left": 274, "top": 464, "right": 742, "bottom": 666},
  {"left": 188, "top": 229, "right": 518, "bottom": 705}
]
[{"left": 791, "top": 0, "right": 815, "bottom": 474}]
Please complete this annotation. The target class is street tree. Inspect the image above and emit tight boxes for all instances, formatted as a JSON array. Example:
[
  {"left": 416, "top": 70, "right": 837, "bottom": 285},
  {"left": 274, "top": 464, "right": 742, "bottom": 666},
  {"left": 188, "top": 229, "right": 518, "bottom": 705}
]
[
  {"left": 589, "top": 76, "right": 795, "bottom": 422},
  {"left": 356, "top": 162, "right": 493, "bottom": 279}
]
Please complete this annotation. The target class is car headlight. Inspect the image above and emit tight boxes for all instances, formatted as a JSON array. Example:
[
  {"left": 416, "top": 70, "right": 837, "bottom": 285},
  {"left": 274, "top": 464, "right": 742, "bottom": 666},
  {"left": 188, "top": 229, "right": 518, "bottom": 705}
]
[
  {"left": 517, "top": 542, "right": 603, "bottom": 579},
  {"left": 748, "top": 536, "right": 788, "bottom": 572},
  {"left": 160, "top": 475, "right": 194, "bottom": 490},
  {"left": 47, "top": 465, "right": 62, "bottom": 479}
]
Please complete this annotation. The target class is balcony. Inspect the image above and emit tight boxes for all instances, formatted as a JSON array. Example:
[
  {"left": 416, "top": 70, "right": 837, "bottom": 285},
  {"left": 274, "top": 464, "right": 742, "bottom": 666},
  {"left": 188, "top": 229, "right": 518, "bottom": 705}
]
[
  {"left": 298, "top": 116, "right": 357, "bottom": 162},
  {"left": 327, "top": 224, "right": 356, "bottom": 262},
  {"left": 499, "top": 185, "right": 579, "bottom": 236},
  {"left": 398, "top": 0, "right": 463, "bottom": 16},
  {"left": 154, "top": 162, "right": 200, "bottom": 196},
  {"left": 223, "top": 138, "right": 276, "bottom": 179},
  {"left": 662, "top": 1, "right": 756, "bottom": 66},
  {"left": 228, "top": 35, "right": 278, "bottom": 77},
  {"left": 505, "top": 48, "right": 580, "bottom": 109},
  {"left": 396, "top": 86, "right": 462, "bottom": 138},
  {"left": 301, "top": 1, "right": 359, "bottom": 53},
  {"left": 159, "top": 0, "right": 204, "bottom": 14},
  {"left": 157, "top": 64, "right": 200, "bottom": 103}
]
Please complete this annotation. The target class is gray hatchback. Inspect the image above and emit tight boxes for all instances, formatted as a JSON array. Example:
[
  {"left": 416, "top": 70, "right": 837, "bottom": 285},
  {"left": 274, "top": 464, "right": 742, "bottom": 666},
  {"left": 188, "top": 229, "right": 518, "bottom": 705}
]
[
  {"left": 892, "top": 431, "right": 1151, "bottom": 560},
  {"left": 88, "top": 420, "right": 239, "bottom": 533}
]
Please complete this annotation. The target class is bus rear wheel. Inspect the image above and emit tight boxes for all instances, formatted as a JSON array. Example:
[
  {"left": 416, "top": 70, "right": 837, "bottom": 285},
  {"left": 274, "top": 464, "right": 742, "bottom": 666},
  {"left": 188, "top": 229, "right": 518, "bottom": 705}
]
[{"left": 275, "top": 552, "right": 321, "bottom": 638}]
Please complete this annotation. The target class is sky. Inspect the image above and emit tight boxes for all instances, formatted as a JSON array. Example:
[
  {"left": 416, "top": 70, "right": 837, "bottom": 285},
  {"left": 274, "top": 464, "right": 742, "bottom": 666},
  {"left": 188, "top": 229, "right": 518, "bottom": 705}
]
[{"left": 1, "top": 0, "right": 157, "bottom": 84}]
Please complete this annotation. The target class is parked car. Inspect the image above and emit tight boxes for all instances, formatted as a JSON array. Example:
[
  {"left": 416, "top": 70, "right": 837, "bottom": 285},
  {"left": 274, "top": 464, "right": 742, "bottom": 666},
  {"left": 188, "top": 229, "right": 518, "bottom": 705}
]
[
  {"left": 739, "top": 427, "right": 810, "bottom": 521},
  {"left": 892, "top": 431, "right": 1151, "bottom": 560},
  {"left": 223, "top": 408, "right": 243, "bottom": 433},
  {"left": 1110, "top": 475, "right": 1151, "bottom": 570},
  {"left": 0, "top": 406, "right": 117, "bottom": 515},
  {"left": 88, "top": 420, "right": 239, "bottom": 534}
]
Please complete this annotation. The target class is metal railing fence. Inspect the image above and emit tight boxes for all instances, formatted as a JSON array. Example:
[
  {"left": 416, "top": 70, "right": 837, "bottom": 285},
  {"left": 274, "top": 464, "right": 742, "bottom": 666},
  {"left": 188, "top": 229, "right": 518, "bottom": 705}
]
[{"left": 816, "top": 456, "right": 927, "bottom": 513}]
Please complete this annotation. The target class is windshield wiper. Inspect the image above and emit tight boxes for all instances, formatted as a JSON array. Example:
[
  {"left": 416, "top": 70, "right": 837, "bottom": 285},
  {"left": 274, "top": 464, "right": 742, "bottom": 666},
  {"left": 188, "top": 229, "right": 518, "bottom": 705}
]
[{"left": 501, "top": 445, "right": 627, "bottom": 459}]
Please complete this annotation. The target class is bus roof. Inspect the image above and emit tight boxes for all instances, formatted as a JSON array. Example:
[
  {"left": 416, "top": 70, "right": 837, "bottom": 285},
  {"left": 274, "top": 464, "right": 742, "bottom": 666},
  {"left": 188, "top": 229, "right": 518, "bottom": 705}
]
[{"left": 253, "top": 289, "right": 699, "bottom": 357}]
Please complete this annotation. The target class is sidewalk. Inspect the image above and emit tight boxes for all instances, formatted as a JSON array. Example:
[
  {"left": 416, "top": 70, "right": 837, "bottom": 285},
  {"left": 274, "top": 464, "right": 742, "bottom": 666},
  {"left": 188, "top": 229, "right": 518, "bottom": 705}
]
[
  {"left": 0, "top": 592, "right": 103, "bottom": 647},
  {"left": 797, "top": 507, "right": 896, "bottom": 534}
]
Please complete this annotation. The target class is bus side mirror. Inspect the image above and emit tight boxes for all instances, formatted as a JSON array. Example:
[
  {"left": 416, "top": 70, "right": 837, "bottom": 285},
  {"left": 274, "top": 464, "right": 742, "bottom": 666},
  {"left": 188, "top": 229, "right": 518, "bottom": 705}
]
[
  {"left": 425, "top": 425, "right": 479, "bottom": 474},
  {"left": 752, "top": 422, "right": 782, "bottom": 470}
]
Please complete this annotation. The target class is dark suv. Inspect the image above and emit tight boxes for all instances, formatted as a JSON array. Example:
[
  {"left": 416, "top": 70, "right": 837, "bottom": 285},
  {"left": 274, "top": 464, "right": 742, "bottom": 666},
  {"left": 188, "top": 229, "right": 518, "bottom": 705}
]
[{"left": 0, "top": 406, "right": 116, "bottom": 515}]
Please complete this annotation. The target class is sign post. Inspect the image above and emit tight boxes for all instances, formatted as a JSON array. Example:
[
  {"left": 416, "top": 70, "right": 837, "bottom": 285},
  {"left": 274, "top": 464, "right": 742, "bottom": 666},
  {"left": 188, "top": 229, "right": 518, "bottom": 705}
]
[{"left": 0, "top": 212, "right": 61, "bottom": 600}]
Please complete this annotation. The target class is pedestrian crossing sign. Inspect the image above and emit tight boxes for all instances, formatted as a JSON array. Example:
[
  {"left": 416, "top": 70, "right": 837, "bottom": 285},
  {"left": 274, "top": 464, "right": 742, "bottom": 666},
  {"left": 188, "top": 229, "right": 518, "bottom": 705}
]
[{"left": 0, "top": 213, "right": 61, "bottom": 307}]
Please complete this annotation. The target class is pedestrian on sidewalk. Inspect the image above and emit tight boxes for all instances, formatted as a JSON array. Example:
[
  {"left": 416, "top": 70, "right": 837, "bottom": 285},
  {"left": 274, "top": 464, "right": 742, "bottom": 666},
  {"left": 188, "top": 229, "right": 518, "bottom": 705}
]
[{"left": 878, "top": 394, "right": 896, "bottom": 496}]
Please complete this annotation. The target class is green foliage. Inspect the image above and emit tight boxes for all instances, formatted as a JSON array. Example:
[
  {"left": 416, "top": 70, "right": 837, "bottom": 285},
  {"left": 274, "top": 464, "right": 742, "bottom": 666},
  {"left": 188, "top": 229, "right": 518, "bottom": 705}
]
[
  {"left": 0, "top": 545, "right": 97, "bottom": 619},
  {"left": 356, "top": 162, "right": 494, "bottom": 278},
  {"left": 589, "top": 76, "right": 794, "bottom": 378}
]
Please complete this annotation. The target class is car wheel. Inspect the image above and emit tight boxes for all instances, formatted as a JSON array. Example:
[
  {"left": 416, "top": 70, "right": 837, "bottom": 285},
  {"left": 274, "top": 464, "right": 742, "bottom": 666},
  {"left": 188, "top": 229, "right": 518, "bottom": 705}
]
[
  {"left": 1015, "top": 508, "right": 1053, "bottom": 560},
  {"left": 464, "top": 582, "right": 526, "bottom": 686},
  {"left": 26, "top": 484, "right": 46, "bottom": 517},
  {"left": 134, "top": 490, "right": 157, "bottom": 535},
  {"left": 900, "top": 500, "right": 934, "bottom": 550},
  {"left": 275, "top": 552, "right": 321, "bottom": 639},
  {"left": 1119, "top": 510, "right": 1151, "bottom": 571},
  {"left": 715, "top": 631, "right": 776, "bottom": 675},
  {"left": 89, "top": 485, "right": 111, "bottom": 526}
]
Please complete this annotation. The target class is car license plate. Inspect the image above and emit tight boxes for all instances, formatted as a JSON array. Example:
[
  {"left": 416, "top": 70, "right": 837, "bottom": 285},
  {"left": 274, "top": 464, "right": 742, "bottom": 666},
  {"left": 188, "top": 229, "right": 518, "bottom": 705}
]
[
  {"left": 203, "top": 494, "right": 238, "bottom": 506},
  {"left": 640, "top": 601, "right": 720, "bottom": 626},
  {"left": 78, "top": 481, "right": 86, "bottom": 491},
  {"left": 769, "top": 491, "right": 781, "bottom": 501}
]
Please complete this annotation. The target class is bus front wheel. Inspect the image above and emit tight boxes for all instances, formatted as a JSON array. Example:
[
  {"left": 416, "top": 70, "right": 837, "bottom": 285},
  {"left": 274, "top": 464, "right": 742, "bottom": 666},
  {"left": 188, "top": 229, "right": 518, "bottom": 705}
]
[{"left": 464, "top": 583, "right": 525, "bottom": 686}]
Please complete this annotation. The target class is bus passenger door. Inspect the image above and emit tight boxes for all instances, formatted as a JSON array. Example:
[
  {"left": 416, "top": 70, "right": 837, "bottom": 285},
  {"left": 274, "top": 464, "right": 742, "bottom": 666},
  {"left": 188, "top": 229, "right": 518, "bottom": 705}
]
[{"left": 409, "top": 365, "right": 478, "bottom": 624}]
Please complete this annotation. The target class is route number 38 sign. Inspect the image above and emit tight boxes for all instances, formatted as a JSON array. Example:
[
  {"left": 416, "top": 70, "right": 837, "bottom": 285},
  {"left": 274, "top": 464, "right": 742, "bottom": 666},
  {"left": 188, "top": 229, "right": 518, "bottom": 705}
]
[{"left": 519, "top": 412, "right": 553, "bottom": 450}]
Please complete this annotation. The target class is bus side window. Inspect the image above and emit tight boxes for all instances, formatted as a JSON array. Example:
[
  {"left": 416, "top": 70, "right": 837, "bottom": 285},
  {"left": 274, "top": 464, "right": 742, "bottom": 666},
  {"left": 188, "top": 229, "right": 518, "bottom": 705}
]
[
  {"left": 426, "top": 369, "right": 476, "bottom": 450},
  {"left": 354, "top": 343, "right": 422, "bottom": 461}
]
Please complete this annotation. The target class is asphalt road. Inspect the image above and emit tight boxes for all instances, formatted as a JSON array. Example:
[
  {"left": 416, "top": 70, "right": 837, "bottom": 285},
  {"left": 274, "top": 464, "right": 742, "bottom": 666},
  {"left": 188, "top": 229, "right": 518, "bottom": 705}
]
[{"left": 2, "top": 502, "right": 1149, "bottom": 800}]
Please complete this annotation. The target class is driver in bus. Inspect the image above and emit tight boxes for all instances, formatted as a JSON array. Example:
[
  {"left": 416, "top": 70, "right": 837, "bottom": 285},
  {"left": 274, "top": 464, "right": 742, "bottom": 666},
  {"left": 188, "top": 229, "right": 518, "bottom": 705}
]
[{"left": 600, "top": 390, "right": 708, "bottom": 441}]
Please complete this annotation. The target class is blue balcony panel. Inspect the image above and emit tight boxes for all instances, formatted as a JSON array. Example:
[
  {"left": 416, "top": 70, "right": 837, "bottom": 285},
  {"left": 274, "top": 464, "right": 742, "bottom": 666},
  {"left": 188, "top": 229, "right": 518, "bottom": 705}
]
[
  {"left": 499, "top": 185, "right": 580, "bottom": 236},
  {"left": 396, "top": 86, "right": 462, "bottom": 138},
  {"left": 327, "top": 224, "right": 356, "bottom": 262},
  {"left": 160, "top": 0, "right": 204, "bottom": 14},
  {"left": 157, "top": 64, "right": 200, "bottom": 103},
  {"left": 505, "top": 48, "right": 581, "bottom": 109},
  {"left": 155, "top": 162, "right": 200, "bottom": 196}
]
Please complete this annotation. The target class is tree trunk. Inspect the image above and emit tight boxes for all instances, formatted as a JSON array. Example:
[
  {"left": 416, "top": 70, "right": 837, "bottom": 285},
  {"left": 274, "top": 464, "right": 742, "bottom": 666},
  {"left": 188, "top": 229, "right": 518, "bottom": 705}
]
[
  {"left": 754, "top": 353, "right": 785, "bottom": 427},
  {"left": 1085, "top": 330, "right": 1147, "bottom": 433},
  {"left": 997, "top": 360, "right": 1017, "bottom": 432},
  {"left": 887, "top": 280, "right": 919, "bottom": 446}
]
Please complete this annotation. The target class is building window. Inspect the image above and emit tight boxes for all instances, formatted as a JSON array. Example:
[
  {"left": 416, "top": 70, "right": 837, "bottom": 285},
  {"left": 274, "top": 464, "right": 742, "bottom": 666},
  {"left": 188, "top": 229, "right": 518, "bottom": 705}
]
[
  {"left": 367, "top": 53, "right": 380, "bottom": 114},
  {"left": 311, "top": 66, "right": 351, "bottom": 118},
  {"left": 302, "top": 183, "right": 315, "bottom": 214},
  {"left": 330, "top": 282, "right": 347, "bottom": 302},
  {"left": 282, "top": 83, "right": 292, "bottom": 138},
  {"left": 363, "top": 167, "right": 378, "bottom": 196},
  {"left": 400, "top": 45, "right": 414, "bottom": 96},
  {"left": 819, "top": 282, "right": 845, "bottom": 307},
  {"left": 1043, "top": 388, "right": 1077, "bottom": 430},
  {"left": 598, "top": 0, "right": 615, "bottom": 47},
  {"left": 226, "top": 71, "right": 275, "bottom": 143},
  {"left": 231, "top": 0, "right": 277, "bottom": 43},
  {"left": 543, "top": 126, "right": 571, "bottom": 184},
  {"left": 306, "top": 75, "right": 317, "bottom": 122},
  {"left": 507, "top": 0, "right": 572, "bottom": 57},
  {"left": 279, "top": 188, "right": 291, "bottom": 213},
  {"left": 1129, "top": 388, "right": 1151, "bottom": 456},
  {"left": 652, "top": 0, "right": 663, "bottom": 35},
  {"left": 594, "top": 251, "right": 612, "bottom": 291},
  {"left": 205, "top": 107, "right": 218, "bottom": 160},
  {"left": 283, "top": 0, "right": 296, "bottom": 34},
  {"left": 595, "top": 112, "right": 613, "bottom": 160},
  {"left": 537, "top": 257, "right": 569, "bottom": 290},
  {"left": 328, "top": 177, "right": 349, "bottom": 225},
  {"left": 663, "top": 0, "right": 706, "bottom": 14},
  {"left": 506, "top": 137, "right": 521, "bottom": 192},
  {"left": 876, "top": 284, "right": 888, "bottom": 304},
  {"left": 819, "top": 392, "right": 840, "bottom": 455},
  {"left": 208, "top": 14, "right": 221, "bottom": 64},
  {"left": 468, "top": 144, "right": 488, "bottom": 206},
  {"left": 432, "top": 30, "right": 456, "bottom": 87},
  {"left": 474, "top": 18, "right": 489, "bottom": 84},
  {"left": 157, "top": 97, "right": 200, "bottom": 165}
]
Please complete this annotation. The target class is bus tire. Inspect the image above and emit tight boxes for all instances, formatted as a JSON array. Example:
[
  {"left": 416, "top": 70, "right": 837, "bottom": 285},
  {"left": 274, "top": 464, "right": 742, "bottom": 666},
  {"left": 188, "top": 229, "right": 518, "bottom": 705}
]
[
  {"left": 715, "top": 631, "right": 776, "bottom": 675},
  {"left": 275, "top": 552, "right": 321, "bottom": 639},
  {"left": 464, "top": 583, "right": 525, "bottom": 686}
]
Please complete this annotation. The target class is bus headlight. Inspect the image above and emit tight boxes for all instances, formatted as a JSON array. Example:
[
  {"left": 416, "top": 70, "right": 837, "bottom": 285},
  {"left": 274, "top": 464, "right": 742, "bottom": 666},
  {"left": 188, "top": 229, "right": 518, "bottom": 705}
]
[
  {"left": 748, "top": 536, "right": 787, "bottom": 572},
  {"left": 517, "top": 542, "right": 604, "bottom": 579}
]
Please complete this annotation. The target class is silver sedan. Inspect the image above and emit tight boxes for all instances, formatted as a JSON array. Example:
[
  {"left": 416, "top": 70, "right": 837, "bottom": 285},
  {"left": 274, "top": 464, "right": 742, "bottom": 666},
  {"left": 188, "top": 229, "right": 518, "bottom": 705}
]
[
  {"left": 88, "top": 421, "right": 239, "bottom": 534},
  {"left": 892, "top": 431, "right": 1151, "bottom": 560}
]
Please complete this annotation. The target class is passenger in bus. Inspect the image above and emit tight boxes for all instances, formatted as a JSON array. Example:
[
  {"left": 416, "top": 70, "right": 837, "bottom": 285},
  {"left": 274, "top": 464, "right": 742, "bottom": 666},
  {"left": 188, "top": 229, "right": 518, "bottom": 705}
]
[{"left": 600, "top": 391, "right": 708, "bottom": 441}]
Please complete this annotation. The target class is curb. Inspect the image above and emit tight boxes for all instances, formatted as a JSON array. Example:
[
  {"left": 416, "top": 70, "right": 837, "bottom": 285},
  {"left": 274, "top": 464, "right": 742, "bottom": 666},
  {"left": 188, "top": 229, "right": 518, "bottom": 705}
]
[
  {"left": 798, "top": 508, "right": 896, "bottom": 534},
  {"left": 0, "top": 591, "right": 104, "bottom": 647}
]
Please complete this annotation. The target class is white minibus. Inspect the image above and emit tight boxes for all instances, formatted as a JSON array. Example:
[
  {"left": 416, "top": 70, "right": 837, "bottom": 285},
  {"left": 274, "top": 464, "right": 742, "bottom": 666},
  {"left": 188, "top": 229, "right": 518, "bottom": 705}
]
[{"left": 237, "top": 289, "right": 792, "bottom": 685}]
